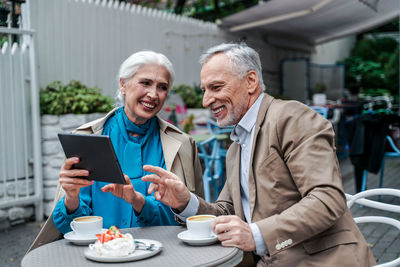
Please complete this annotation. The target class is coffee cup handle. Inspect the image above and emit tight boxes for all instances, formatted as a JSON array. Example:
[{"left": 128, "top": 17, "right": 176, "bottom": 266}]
[{"left": 70, "top": 221, "right": 76, "bottom": 232}]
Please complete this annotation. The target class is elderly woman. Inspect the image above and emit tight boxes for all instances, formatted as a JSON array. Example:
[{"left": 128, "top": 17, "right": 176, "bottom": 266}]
[{"left": 29, "top": 51, "right": 204, "bottom": 251}]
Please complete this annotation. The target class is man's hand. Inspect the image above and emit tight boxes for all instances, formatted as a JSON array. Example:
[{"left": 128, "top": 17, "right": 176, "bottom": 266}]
[
  {"left": 101, "top": 174, "right": 145, "bottom": 213},
  {"left": 141, "top": 165, "right": 191, "bottom": 212},
  {"left": 212, "top": 215, "right": 256, "bottom": 251}
]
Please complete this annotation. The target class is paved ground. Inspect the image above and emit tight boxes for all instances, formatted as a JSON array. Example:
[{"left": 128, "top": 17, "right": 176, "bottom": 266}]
[
  {"left": 0, "top": 157, "right": 399, "bottom": 267},
  {"left": 0, "top": 221, "right": 42, "bottom": 267}
]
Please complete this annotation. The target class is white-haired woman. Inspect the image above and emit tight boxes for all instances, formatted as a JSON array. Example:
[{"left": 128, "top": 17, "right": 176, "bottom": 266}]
[{"left": 28, "top": 51, "right": 204, "bottom": 251}]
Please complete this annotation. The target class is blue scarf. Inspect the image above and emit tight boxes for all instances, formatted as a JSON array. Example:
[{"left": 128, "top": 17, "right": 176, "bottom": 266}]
[{"left": 102, "top": 107, "right": 165, "bottom": 180}]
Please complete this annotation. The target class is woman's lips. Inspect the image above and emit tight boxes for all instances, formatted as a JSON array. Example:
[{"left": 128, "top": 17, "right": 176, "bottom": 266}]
[{"left": 140, "top": 101, "right": 156, "bottom": 110}]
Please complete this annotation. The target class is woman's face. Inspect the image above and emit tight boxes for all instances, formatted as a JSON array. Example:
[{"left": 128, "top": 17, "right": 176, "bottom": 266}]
[{"left": 121, "top": 64, "right": 170, "bottom": 125}]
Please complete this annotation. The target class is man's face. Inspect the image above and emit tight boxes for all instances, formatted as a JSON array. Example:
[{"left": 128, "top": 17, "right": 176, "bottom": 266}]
[
  {"left": 121, "top": 64, "right": 169, "bottom": 124},
  {"left": 200, "top": 53, "right": 249, "bottom": 127}
]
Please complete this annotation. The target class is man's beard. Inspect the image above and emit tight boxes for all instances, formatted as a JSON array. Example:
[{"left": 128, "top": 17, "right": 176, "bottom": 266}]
[{"left": 217, "top": 103, "right": 244, "bottom": 127}]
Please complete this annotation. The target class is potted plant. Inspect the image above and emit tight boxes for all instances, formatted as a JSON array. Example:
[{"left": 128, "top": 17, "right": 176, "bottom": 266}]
[{"left": 312, "top": 82, "right": 327, "bottom": 105}]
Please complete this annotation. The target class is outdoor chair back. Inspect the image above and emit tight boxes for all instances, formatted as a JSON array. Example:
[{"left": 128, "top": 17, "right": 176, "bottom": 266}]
[
  {"left": 346, "top": 188, "right": 400, "bottom": 267},
  {"left": 197, "top": 136, "right": 225, "bottom": 202},
  {"left": 310, "top": 106, "right": 329, "bottom": 118},
  {"left": 206, "top": 119, "right": 234, "bottom": 135}
]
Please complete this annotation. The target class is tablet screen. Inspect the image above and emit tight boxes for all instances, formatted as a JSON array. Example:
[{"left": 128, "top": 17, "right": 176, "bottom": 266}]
[{"left": 58, "top": 133, "right": 126, "bottom": 184}]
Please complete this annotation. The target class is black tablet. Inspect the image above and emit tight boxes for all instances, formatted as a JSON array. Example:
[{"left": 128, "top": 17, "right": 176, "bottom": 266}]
[{"left": 57, "top": 133, "right": 126, "bottom": 184}]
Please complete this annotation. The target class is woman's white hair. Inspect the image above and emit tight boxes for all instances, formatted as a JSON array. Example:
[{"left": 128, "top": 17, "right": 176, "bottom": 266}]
[
  {"left": 116, "top": 51, "right": 175, "bottom": 105},
  {"left": 199, "top": 42, "right": 265, "bottom": 91}
]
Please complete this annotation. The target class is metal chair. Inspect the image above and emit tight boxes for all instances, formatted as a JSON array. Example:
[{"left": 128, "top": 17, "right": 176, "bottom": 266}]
[
  {"left": 346, "top": 188, "right": 400, "bottom": 267},
  {"left": 310, "top": 106, "right": 329, "bottom": 118},
  {"left": 205, "top": 119, "right": 233, "bottom": 158},
  {"left": 197, "top": 120, "right": 233, "bottom": 202},
  {"left": 206, "top": 119, "right": 234, "bottom": 135},
  {"left": 361, "top": 136, "right": 400, "bottom": 192},
  {"left": 197, "top": 136, "right": 225, "bottom": 202}
]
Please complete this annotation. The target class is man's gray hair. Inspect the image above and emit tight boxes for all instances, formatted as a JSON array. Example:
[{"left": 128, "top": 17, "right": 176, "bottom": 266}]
[
  {"left": 117, "top": 51, "right": 175, "bottom": 105},
  {"left": 199, "top": 42, "right": 265, "bottom": 91}
]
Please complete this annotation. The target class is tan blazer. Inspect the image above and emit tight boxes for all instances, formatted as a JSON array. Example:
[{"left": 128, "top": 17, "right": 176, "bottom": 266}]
[
  {"left": 197, "top": 94, "right": 375, "bottom": 266},
  {"left": 28, "top": 107, "right": 204, "bottom": 252}
]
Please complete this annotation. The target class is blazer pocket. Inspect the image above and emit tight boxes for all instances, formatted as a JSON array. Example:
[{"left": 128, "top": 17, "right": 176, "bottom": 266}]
[{"left": 302, "top": 230, "right": 358, "bottom": 255}]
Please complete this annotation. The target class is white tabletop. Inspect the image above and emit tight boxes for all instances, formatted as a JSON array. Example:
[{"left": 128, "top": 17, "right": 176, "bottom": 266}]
[{"left": 22, "top": 225, "right": 243, "bottom": 267}]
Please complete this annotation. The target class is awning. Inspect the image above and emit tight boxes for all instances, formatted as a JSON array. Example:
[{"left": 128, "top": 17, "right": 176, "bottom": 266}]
[{"left": 221, "top": 0, "right": 399, "bottom": 51}]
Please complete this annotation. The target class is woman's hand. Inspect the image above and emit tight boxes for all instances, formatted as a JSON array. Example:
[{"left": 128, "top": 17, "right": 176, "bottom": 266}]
[
  {"left": 59, "top": 157, "right": 94, "bottom": 213},
  {"left": 101, "top": 174, "right": 145, "bottom": 213},
  {"left": 141, "top": 165, "right": 191, "bottom": 212}
]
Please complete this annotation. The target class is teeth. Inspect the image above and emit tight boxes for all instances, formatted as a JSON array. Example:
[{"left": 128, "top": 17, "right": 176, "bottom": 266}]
[
  {"left": 142, "top": 102, "right": 155, "bottom": 108},
  {"left": 213, "top": 107, "right": 223, "bottom": 114}
]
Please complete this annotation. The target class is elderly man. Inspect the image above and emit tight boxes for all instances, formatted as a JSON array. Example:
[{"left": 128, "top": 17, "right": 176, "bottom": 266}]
[{"left": 142, "top": 43, "right": 375, "bottom": 266}]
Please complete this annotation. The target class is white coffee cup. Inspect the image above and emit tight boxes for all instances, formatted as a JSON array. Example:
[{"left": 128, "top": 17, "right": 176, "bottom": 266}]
[
  {"left": 186, "top": 214, "right": 216, "bottom": 239},
  {"left": 70, "top": 216, "right": 103, "bottom": 238}
]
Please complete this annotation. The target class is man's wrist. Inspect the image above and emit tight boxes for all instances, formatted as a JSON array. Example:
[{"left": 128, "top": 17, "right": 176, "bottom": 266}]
[
  {"left": 250, "top": 222, "right": 268, "bottom": 256},
  {"left": 176, "top": 193, "right": 191, "bottom": 212},
  {"left": 174, "top": 192, "right": 199, "bottom": 220}
]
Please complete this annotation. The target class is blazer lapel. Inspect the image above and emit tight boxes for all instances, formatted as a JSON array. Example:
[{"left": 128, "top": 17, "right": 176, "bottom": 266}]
[
  {"left": 158, "top": 119, "right": 182, "bottom": 171},
  {"left": 248, "top": 125, "right": 259, "bottom": 218},
  {"left": 248, "top": 94, "right": 274, "bottom": 219},
  {"left": 160, "top": 131, "right": 181, "bottom": 171},
  {"left": 229, "top": 143, "right": 245, "bottom": 220}
]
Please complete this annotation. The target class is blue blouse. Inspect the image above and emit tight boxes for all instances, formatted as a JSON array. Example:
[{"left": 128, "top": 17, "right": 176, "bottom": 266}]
[{"left": 53, "top": 107, "right": 178, "bottom": 234}]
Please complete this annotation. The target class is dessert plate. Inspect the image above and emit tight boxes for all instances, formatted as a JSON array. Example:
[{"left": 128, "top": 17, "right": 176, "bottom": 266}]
[
  {"left": 177, "top": 230, "right": 218, "bottom": 246},
  {"left": 64, "top": 229, "right": 106, "bottom": 245},
  {"left": 84, "top": 239, "right": 162, "bottom": 263}
]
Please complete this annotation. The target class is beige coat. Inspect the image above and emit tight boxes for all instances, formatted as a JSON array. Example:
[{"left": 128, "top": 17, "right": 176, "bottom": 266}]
[
  {"left": 28, "top": 107, "right": 204, "bottom": 252},
  {"left": 197, "top": 94, "right": 375, "bottom": 266}
]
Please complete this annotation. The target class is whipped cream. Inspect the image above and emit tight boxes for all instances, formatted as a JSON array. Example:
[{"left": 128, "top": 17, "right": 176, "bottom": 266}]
[{"left": 89, "top": 233, "right": 135, "bottom": 257}]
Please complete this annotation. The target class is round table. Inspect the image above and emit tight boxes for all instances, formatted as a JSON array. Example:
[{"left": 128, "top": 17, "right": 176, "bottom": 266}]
[{"left": 22, "top": 226, "right": 243, "bottom": 267}]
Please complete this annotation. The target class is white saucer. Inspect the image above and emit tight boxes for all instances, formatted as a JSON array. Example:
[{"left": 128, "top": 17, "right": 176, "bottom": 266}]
[
  {"left": 84, "top": 239, "right": 162, "bottom": 263},
  {"left": 177, "top": 230, "right": 218, "bottom": 246},
  {"left": 64, "top": 229, "right": 106, "bottom": 245}
]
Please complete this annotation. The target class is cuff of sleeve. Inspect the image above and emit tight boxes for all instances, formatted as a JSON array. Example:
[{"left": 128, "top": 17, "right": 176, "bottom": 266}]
[
  {"left": 250, "top": 222, "right": 268, "bottom": 256},
  {"left": 174, "top": 192, "right": 199, "bottom": 221},
  {"left": 135, "top": 196, "right": 156, "bottom": 225},
  {"left": 59, "top": 197, "right": 86, "bottom": 219}
]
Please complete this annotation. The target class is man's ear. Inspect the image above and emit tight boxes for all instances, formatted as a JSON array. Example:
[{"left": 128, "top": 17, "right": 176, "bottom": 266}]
[
  {"left": 246, "top": 70, "right": 259, "bottom": 94},
  {"left": 120, "top": 78, "right": 126, "bottom": 95}
]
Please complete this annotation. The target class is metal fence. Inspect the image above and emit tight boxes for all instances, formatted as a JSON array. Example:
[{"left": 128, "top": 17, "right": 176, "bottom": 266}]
[
  {"left": 30, "top": 0, "right": 227, "bottom": 96},
  {"left": 0, "top": 3, "right": 43, "bottom": 221}
]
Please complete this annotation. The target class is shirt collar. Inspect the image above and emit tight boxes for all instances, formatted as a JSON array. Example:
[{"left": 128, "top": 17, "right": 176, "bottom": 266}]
[{"left": 230, "top": 93, "right": 264, "bottom": 144}]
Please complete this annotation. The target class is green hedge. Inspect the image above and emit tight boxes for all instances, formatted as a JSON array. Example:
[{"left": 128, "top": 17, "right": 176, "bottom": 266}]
[{"left": 40, "top": 80, "right": 115, "bottom": 115}]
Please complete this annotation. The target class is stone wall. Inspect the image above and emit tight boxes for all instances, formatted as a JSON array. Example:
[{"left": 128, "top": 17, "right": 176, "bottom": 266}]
[{"left": 41, "top": 113, "right": 105, "bottom": 217}]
